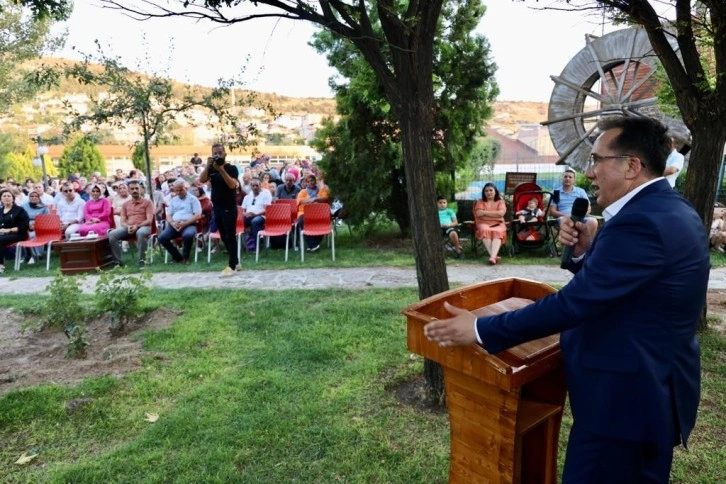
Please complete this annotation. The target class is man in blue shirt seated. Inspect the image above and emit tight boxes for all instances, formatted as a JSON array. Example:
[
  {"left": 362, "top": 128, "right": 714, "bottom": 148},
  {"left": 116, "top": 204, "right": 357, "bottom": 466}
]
[
  {"left": 158, "top": 179, "right": 202, "bottom": 264},
  {"left": 549, "top": 168, "right": 598, "bottom": 233}
]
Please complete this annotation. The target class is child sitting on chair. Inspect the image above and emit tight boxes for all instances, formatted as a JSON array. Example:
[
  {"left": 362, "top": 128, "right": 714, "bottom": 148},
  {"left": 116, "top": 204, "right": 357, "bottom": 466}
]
[
  {"left": 438, "top": 196, "right": 463, "bottom": 258},
  {"left": 516, "top": 197, "right": 543, "bottom": 241}
]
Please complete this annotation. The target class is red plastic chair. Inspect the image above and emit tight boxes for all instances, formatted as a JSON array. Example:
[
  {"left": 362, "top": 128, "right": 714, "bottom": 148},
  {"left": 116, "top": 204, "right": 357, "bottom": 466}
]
[
  {"left": 274, "top": 199, "right": 299, "bottom": 249},
  {"left": 14, "top": 213, "right": 62, "bottom": 271},
  {"left": 163, "top": 218, "right": 206, "bottom": 264},
  {"left": 126, "top": 217, "right": 159, "bottom": 264},
  {"left": 207, "top": 208, "right": 245, "bottom": 264},
  {"left": 300, "top": 202, "right": 335, "bottom": 262},
  {"left": 4, "top": 233, "right": 28, "bottom": 272},
  {"left": 256, "top": 204, "right": 292, "bottom": 262}
]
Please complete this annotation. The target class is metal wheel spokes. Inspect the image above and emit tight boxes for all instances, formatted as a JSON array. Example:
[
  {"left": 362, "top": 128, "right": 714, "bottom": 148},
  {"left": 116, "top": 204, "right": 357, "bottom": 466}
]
[{"left": 544, "top": 28, "right": 677, "bottom": 170}]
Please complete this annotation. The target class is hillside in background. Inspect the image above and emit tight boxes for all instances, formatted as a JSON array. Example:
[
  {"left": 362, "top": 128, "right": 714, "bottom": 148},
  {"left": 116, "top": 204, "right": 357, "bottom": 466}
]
[
  {"left": 19, "top": 57, "right": 548, "bottom": 136},
  {"left": 490, "top": 101, "right": 549, "bottom": 135}
]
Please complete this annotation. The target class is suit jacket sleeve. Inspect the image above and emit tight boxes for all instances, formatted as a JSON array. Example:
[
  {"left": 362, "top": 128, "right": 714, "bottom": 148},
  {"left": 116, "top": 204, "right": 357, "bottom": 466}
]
[{"left": 477, "top": 212, "right": 667, "bottom": 353}]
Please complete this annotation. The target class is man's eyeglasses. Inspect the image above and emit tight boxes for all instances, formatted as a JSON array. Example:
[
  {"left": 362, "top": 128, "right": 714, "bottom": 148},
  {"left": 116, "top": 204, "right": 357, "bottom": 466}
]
[
  {"left": 587, "top": 153, "right": 634, "bottom": 170},
  {"left": 62, "top": 189, "right": 72, "bottom": 193},
  {"left": 251, "top": 184, "right": 260, "bottom": 188}
]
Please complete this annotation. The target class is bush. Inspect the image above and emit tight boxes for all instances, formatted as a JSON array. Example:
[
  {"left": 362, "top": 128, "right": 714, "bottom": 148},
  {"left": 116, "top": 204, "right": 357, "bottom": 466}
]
[
  {"left": 96, "top": 270, "right": 152, "bottom": 334},
  {"left": 42, "top": 272, "right": 89, "bottom": 358}
]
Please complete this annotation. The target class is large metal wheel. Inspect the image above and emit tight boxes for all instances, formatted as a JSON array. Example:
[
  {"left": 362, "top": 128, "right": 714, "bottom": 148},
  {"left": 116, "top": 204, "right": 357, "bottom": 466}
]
[{"left": 544, "top": 28, "right": 685, "bottom": 171}]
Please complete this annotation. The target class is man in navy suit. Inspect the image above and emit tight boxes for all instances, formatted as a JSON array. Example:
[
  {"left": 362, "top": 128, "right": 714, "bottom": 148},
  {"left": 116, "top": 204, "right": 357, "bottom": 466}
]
[{"left": 424, "top": 117, "right": 709, "bottom": 483}]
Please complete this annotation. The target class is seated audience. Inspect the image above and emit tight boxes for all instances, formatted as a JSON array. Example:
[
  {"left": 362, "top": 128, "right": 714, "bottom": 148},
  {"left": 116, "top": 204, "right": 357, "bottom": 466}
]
[
  {"left": 275, "top": 173, "right": 301, "bottom": 200},
  {"left": 241, "top": 177, "right": 272, "bottom": 250},
  {"left": 549, "top": 168, "right": 598, "bottom": 233},
  {"left": 474, "top": 182, "right": 506, "bottom": 265},
  {"left": 55, "top": 182, "right": 85, "bottom": 238},
  {"left": 710, "top": 208, "right": 726, "bottom": 253},
  {"left": 438, "top": 195, "right": 463, "bottom": 258},
  {"left": 78, "top": 184, "right": 112, "bottom": 236},
  {"left": 0, "top": 188, "right": 30, "bottom": 274},
  {"left": 110, "top": 182, "right": 131, "bottom": 228},
  {"left": 108, "top": 180, "right": 155, "bottom": 268},
  {"left": 20, "top": 189, "right": 50, "bottom": 264},
  {"left": 158, "top": 180, "right": 202, "bottom": 264},
  {"left": 296, "top": 174, "right": 331, "bottom": 252}
]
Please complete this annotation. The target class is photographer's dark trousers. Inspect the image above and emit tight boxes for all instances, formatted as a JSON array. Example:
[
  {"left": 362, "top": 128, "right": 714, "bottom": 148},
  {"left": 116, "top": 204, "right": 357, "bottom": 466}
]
[{"left": 215, "top": 206, "right": 239, "bottom": 269}]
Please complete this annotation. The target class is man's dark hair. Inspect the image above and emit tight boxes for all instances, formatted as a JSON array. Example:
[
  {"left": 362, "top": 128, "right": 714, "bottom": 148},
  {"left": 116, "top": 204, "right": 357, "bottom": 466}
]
[
  {"left": 597, "top": 116, "right": 670, "bottom": 178},
  {"left": 437, "top": 195, "right": 446, "bottom": 202}
]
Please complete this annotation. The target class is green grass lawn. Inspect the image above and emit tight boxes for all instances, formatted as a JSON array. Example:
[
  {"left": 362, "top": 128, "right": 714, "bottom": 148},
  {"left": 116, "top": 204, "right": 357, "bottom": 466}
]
[{"left": 1, "top": 288, "right": 724, "bottom": 483}]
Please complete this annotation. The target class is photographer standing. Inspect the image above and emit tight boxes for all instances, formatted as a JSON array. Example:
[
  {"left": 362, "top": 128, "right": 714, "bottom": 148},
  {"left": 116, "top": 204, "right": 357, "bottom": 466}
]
[{"left": 200, "top": 143, "right": 240, "bottom": 277}]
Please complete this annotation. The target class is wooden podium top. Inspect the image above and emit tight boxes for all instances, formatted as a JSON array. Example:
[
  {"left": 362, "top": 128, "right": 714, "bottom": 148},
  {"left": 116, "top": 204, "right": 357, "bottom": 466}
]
[{"left": 403, "top": 278, "right": 561, "bottom": 390}]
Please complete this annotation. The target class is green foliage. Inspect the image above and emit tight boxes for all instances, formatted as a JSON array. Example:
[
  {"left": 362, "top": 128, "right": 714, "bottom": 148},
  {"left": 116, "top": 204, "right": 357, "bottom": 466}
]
[
  {"left": 0, "top": 3, "right": 65, "bottom": 113},
  {"left": 456, "top": 137, "right": 501, "bottom": 192},
  {"left": 0, "top": 142, "right": 57, "bottom": 181},
  {"left": 4, "top": 0, "right": 71, "bottom": 21},
  {"left": 57, "top": 135, "right": 105, "bottom": 177},
  {"left": 311, "top": 0, "right": 498, "bottom": 236},
  {"left": 575, "top": 172, "right": 592, "bottom": 193},
  {"left": 41, "top": 272, "right": 89, "bottom": 358},
  {"left": 436, "top": 172, "right": 455, "bottom": 201},
  {"left": 675, "top": 168, "right": 687, "bottom": 193},
  {"left": 131, "top": 143, "right": 146, "bottom": 171},
  {"left": 2, "top": 150, "right": 34, "bottom": 181},
  {"left": 95, "top": 270, "right": 152, "bottom": 333}
]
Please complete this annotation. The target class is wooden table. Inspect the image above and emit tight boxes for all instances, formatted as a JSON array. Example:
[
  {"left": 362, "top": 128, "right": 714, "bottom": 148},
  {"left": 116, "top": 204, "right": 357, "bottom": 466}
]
[{"left": 56, "top": 236, "right": 115, "bottom": 275}]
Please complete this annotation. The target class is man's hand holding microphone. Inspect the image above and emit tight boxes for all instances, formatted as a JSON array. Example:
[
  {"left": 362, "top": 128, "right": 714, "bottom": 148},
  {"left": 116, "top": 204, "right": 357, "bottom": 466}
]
[{"left": 558, "top": 197, "right": 595, "bottom": 267}]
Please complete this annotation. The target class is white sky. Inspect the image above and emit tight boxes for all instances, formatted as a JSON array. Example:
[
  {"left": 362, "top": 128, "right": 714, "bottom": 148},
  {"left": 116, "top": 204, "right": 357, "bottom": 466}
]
[{"left": 53, "top": 1, "right": 618, "bottom": 102}]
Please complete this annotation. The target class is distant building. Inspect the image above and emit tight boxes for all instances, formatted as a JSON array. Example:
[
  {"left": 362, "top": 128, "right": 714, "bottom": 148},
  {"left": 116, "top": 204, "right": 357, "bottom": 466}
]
[{"left": 45, "top": 144, "right": 321, "bottom": 174}]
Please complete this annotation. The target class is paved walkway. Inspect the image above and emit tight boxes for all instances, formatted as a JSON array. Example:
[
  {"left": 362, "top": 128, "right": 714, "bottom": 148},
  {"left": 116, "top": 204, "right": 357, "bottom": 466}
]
[{"left": 2, "top": 264, "right": 726, "bottom": 294}]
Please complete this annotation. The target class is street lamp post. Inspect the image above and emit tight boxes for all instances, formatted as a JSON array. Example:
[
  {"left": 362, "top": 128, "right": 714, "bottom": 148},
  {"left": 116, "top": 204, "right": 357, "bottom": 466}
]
[{"left": 36, "top": 141, "right": 48, "bottom": 189}]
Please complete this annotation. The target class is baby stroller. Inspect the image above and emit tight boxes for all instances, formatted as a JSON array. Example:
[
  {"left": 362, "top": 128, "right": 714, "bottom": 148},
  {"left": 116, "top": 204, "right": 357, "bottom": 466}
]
[{"left": 509, "top": 182, "right": 557, "bottom": 257}]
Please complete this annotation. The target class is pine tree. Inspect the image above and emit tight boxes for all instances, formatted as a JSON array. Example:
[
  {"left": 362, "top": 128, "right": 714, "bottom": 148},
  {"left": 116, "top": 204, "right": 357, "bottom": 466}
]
[{"left": 57, "top": 136, "right": 105, "bottom": 177}]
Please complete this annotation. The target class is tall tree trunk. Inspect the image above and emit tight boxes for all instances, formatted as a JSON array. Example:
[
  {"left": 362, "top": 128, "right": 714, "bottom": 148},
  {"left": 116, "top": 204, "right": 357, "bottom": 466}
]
[
  {"left": 397, "top": 89, "right": 450, "bottom": 404},
  {"left": 681, "top": 120, "right": 726, "bottom": 331}
]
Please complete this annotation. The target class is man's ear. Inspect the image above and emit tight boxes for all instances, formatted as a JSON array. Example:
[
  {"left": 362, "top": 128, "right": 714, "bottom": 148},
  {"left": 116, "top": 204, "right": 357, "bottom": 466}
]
[{"left": 625, "top": 156, "right": 645, "bottom": 179}]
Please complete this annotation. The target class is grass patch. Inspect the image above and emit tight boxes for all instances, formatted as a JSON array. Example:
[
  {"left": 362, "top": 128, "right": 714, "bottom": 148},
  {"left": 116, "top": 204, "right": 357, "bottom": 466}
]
[{"left": 1, "top": 289, "right": 724, "bottom": 482}]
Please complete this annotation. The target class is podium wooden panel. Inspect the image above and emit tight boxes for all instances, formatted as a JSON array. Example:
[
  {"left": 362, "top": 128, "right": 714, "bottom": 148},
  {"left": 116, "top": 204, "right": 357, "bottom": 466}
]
[
  {"left": 403, "top": 278, "right": 566, "bottom": 483},
  {"left": 56, "top": 236, "right": 115, "bottom": 275}
]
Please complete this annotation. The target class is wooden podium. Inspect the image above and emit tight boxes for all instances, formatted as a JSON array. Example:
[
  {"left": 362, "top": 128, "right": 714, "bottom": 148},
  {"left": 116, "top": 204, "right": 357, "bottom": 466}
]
[{"left": 403, "top": 278, "right": 566, "bottom": 484}]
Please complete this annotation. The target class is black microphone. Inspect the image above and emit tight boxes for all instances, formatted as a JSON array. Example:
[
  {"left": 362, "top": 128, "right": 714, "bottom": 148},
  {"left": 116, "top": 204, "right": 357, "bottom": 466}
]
[{"left": 560, "top": 197, "right": 590, "bottom": 269}]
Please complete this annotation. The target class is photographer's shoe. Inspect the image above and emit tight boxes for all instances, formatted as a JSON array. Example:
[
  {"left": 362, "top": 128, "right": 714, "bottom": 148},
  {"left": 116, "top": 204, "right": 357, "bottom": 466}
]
[{"left": 220, "top": 266, "right": 234, "bottom": 278}]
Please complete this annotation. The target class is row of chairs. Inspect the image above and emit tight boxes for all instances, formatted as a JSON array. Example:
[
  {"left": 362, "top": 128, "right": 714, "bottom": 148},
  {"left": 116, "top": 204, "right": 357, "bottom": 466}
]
[
  {"left": 256, "top": 200, "right": 335, "bottom": 262},
  {"left": 4, "top": 200, "right": 336, "bottom": 272}
]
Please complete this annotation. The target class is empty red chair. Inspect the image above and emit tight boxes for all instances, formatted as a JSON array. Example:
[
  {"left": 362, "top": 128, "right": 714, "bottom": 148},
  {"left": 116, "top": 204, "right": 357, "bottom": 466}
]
[{"left": 256, "top": 204, "right": 292, "bottom": 262}]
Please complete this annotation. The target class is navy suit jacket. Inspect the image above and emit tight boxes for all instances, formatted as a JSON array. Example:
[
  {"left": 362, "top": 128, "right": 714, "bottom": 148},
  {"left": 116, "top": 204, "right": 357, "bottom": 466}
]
[{"left": 477, "top": 179, "right": 709, "bottom": 448}]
